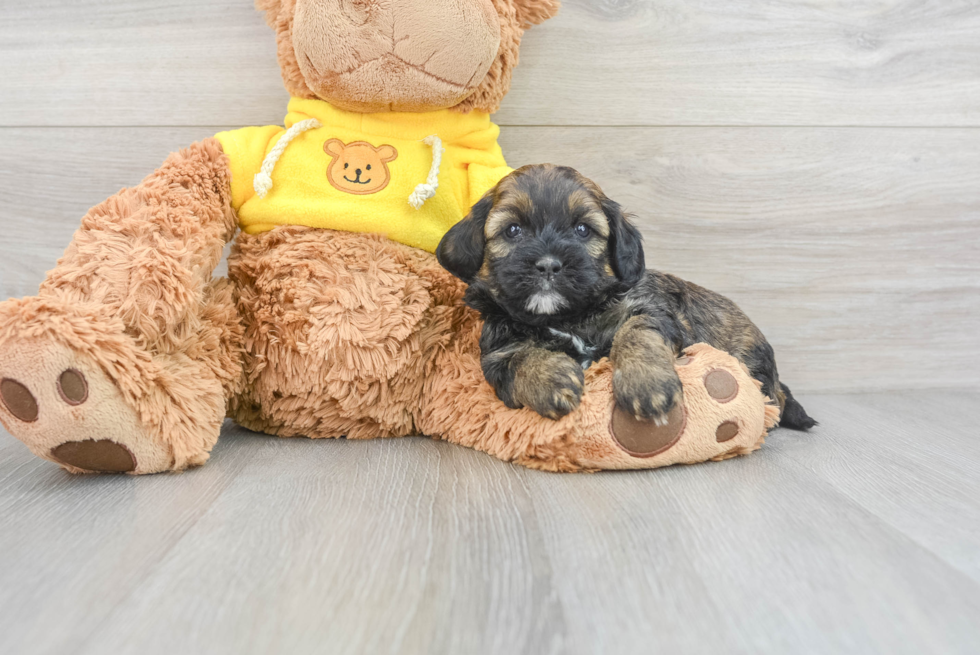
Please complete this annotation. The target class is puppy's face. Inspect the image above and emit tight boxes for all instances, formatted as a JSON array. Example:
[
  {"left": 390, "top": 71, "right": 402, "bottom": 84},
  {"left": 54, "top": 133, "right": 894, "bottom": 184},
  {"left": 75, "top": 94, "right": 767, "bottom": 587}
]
[{"left": 438, "top": 165, "right": 646, "bottom": 323}]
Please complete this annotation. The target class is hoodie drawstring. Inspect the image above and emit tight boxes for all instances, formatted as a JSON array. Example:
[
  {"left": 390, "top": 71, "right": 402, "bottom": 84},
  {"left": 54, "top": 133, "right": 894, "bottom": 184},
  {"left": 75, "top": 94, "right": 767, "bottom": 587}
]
[
  {"left": 408, "top": 135, "right": 443, "bottom": 210},
  {"left": 253, "top": 118, "right": 322, "bottom": 198}
]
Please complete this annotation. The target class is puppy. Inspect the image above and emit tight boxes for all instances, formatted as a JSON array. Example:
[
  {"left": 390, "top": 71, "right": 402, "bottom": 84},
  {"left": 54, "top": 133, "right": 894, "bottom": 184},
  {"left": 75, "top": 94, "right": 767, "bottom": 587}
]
[{"left": 437, "top": 165, "right": 815, "bottom": 429}]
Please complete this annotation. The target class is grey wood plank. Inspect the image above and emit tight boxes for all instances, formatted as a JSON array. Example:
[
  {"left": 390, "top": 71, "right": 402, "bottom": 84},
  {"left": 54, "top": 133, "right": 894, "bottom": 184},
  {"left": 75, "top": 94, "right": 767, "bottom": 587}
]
[
  {"left": 0, "top": 0, "right": 289, "bottom": 128},
  {"left": 2, "top": 126, "right": 978, "bottom": 393},
  {"left": 0, "top": 126, "right": 226, "bottom": 299},
  {"left": 772, "top": 391, "right": 980, "bottom": 583},
  {"left": 501, "top": 0, "right": 980, "bottom": 127},
  {"left": 520, "top": 403, "right": 980, "bottom": 654},
  {"left": 3, "top": 0, "right": 980, "bottom": 127},
  {"left": 501, "top": 126, "right": 980, "bottom": 394},
  {"left": 3, "top": 392, "right": 979, "bottom": 654},
  {"left": 72, "top": 435, "right": 566, "bottom": 655},
  {"left": 0, "top": 422, "right": 265, "bottom": 655}
]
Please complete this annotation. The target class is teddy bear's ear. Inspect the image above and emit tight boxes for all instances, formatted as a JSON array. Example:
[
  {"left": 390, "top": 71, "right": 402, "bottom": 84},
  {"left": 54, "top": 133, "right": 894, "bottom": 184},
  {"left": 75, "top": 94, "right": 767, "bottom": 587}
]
[
  {"left": 512, "top": 0, "right": 561, "bottom": 28},
  {"left": 376, "top": 145, "right": 398, "bottom": 163},
  {"left": 254, "top": 0, "right": 283, "bottom": 27},
  {"left": 453, "top": 0, "right": 560, "bottom": 113},
  {"left": 254, "top": 0, "right": 317, "bottom": 99}
]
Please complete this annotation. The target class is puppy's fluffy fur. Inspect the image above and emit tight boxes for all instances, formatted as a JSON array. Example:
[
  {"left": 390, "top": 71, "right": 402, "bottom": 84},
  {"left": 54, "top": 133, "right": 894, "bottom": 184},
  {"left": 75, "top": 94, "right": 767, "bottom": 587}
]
[{"left": 437, "top": 165, "right": 815, "bottom": 429}]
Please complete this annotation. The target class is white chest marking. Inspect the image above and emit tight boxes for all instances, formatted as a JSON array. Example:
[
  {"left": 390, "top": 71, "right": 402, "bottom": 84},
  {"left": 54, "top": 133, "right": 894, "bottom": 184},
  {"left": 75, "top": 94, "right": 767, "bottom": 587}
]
[{"left": 548, "top": 328, "right": 594, "bottom": 359}]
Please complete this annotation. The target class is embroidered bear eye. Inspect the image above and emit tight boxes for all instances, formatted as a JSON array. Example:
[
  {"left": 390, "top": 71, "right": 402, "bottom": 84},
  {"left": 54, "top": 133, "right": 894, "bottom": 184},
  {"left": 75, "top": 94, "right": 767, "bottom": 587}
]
[
  {"left": 575, "top": 224, "right": 591, "bottom": 238},
  {"left": 344, "top": 163, "right": 349, "bottom": 169},
  {"left": 505, "top": 224, "right": 523, "bottom": 238},
  {"left": 366, "top": 165, "right": 372, "bottom": 171}
]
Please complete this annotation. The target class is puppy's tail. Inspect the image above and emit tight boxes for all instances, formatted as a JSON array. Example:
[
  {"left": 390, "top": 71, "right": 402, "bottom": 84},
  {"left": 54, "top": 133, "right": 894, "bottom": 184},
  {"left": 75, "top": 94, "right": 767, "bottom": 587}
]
[{"left": 778, "top": 382, "right": 817, "bottom": 431}]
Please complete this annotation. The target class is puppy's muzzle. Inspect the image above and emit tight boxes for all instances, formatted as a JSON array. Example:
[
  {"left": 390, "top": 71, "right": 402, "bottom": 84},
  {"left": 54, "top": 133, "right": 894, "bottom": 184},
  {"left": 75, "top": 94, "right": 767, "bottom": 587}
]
[
  {"left": 526, "top": 255, "right": 568, "bottom": 315},
  {"left": 535, "top": 256, "right": 562, "bottom": 278}
]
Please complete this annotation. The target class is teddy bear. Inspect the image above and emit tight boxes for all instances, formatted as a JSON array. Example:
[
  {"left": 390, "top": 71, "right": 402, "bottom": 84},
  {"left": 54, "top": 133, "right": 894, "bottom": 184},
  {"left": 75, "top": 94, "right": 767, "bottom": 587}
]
[{"left": 0, "top": 0, "right": 778, "bottom": 475}]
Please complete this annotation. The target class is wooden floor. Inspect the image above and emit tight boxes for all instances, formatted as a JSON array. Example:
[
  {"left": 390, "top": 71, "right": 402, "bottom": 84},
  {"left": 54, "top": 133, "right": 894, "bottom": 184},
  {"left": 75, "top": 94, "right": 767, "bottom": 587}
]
[
  {"left": 2, "top": 0, "right": 980, "bottom": 393},
  {"left": 1, "top": 390, "right": 979, "bottom": 655}
]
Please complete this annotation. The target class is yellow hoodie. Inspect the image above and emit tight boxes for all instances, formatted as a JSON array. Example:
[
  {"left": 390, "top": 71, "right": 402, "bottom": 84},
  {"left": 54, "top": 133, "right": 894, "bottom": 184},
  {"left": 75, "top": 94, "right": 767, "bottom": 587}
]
[{"left": 215, "top": 98, "right": 512, "bottom": 253}]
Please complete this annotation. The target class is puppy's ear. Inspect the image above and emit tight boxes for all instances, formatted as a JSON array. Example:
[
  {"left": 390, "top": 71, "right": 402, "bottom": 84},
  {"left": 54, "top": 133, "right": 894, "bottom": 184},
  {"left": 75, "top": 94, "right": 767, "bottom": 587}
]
[
  {"left": 602, "top": 196, "right": 646, "bottom": 286},
  {"left": 437, "top": 193, "right": 493, "bottom": 283}
]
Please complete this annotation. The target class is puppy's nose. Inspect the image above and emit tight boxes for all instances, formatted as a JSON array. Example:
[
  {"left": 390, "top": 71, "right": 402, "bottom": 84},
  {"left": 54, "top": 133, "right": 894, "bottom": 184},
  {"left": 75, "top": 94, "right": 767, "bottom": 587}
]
[{"left": 535, "top": 256, "right": 562, "bottom": 275}]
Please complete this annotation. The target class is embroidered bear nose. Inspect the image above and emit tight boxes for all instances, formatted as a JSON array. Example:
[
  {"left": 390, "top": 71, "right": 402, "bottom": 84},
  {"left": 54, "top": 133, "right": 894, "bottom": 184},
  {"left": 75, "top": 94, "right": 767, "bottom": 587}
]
[
  {"left": 536, "top": 256, "right": 562, "bottom": 275},
  {"left": 355, "top": 168, "right": 362, "bottom": 176}
]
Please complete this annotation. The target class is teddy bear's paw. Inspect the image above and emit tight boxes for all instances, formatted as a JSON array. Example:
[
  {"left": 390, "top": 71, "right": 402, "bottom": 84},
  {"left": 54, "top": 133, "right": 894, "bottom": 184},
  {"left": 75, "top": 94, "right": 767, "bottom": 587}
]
[
  {"left": 596, "top": 343, "right": 774, "bottom": 469},
  {"left": 0, "top": 333, "right": 173, "bottom": 475}
]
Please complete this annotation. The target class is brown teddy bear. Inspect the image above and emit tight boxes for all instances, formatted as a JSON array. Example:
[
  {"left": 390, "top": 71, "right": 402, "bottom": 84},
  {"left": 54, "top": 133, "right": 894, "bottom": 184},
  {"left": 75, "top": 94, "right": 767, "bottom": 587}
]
[{"left": 0, "top": 0, "right": 777, "bottom": 474}]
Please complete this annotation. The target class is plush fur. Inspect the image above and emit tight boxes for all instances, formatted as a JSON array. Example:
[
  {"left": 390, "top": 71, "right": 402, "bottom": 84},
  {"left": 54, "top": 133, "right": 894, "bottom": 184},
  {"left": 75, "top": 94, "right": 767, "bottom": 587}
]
[
  {"left": 0, "top": 140, "right": 244, "bottom": 472},
  {"left": 438, "top": 165, "right": 815, "bottom": 428},
  {"left": 227, "top": 226, "right": 452, "bottom": 440},
  {"left": 0, "top": 0, "right": 793, "bottom": 475}
]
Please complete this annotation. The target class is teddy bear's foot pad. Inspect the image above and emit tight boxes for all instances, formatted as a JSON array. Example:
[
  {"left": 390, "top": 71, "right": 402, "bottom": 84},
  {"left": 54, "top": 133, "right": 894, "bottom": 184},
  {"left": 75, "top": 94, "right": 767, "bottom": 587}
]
[
  {"left": 0, "top": 337, "right": 171, "bottom": 474},
  {"left": 610, "top": 404, "right": 686, "bottom": 457},
  {"left": 578, "top": 343, "right": 778, "bottom": 470},
  {"left": 50, "top": 440, "right": 136, "bottom": 473},
  {"left": 0, "top": 378, "right": 39, "bottom": 422}
]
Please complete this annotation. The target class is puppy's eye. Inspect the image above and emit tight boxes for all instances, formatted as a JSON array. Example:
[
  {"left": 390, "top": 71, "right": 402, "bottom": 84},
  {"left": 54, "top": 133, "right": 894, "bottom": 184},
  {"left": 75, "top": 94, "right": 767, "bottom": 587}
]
[
  {"left": 575, "top": 223, "right": 591, "bottom": 238},
  {"left": 505, "top": 224, "right": 523, "bottom": 239}
]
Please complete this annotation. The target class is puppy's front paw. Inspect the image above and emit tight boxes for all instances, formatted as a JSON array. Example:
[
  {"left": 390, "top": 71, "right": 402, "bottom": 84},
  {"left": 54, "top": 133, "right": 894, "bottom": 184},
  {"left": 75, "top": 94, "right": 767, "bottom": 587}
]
[
  {"left": 613, "top": 366, "right": 683, "bottom": 425},
  {"left": 513, "top": 351, "right": 585, "bottom": 420}
]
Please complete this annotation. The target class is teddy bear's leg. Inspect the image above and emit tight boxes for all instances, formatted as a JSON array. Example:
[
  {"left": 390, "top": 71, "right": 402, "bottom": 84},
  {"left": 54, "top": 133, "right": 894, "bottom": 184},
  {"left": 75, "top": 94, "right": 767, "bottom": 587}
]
[
  {"left": 0, "top": 139, "right": 243, "bottom": 474},
  {"left": 221, "top": 233, "right": 773, "bottom": 472},
  {"left": 226, "top": 228, "right": 453, "bottom": 441},
  {"left": 418, "top": 289, "right": 781, "bottom": 472}
]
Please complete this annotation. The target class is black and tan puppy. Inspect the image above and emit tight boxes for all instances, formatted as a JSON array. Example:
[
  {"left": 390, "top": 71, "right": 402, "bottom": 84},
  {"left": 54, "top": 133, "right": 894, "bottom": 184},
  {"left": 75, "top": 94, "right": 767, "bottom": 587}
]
[{"left": 437, "top": 164, "right": 815, "bottom": 430}]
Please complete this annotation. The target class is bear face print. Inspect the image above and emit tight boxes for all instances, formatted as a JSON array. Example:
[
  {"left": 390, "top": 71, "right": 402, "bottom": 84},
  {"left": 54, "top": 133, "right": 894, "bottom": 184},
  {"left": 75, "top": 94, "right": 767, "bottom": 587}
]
[{"left": 324, "top": 139, "right": 399, "bottom": 195}]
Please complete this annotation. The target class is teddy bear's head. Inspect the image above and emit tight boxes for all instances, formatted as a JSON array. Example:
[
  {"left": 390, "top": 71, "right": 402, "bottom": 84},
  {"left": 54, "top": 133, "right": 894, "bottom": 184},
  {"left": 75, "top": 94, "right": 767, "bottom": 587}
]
[{"left": 256, "top": 0, "right": 560, "bottom": 114}]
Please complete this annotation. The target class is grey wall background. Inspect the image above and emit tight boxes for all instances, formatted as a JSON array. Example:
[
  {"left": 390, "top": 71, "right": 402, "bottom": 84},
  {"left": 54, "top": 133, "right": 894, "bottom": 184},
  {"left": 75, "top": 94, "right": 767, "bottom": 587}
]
[{"left": 2, "top": 0, "right": 978, "bottom": 393}]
